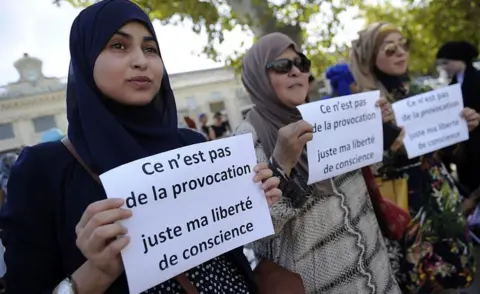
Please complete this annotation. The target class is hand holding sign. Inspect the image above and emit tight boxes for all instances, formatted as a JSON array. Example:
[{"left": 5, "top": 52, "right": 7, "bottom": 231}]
[
  {"left": 75, "top": 198, "right": 131, "bottom": 289},
  {"left": 253, "top": 162, "right": 282, "bottom": 207},
  {"left": 377, "top": 97, "right": 395, "bottom": 123},
  {"left": 272, "top": 120, "right": 313, "bottom": 176},
  {"left": 461, "top": 107, "right": 480, "bottom": 131}
]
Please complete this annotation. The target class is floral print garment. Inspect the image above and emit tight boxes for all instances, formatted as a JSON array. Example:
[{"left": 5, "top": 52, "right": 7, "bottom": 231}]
[
  {"left": 379, "top": 82, "right": 476, "bottom": 293},
  {"left": 401, "top": 156, "right": 476, "bottom": 294}
]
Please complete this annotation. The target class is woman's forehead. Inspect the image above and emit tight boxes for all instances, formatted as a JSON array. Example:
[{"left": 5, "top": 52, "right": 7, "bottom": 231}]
[
  {"left": 276, "top": 47, "right": 298, "bottom": 59},
  {"left": 382, "top": 32, "right": 403, "bottom": 43}
]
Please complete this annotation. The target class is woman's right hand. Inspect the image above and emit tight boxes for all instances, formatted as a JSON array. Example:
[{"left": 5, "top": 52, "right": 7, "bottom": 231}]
[
  {"left": 272, "top": 120, "right": 313, "bottom": 176},
  {"left": 75, "top": 198, "right": 132, "bottom": 284},
  {"left": 390, "top": 127, "right": 406, "bottom": 152}
]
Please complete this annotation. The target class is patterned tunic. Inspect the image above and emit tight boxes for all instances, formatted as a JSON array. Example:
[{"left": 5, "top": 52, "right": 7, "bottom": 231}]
[
  {"left": 234, "top": 120, "right": 401, "bottom": 294},
  {"left": 142, "top": 256, "right": 249, "bottom": 294}
]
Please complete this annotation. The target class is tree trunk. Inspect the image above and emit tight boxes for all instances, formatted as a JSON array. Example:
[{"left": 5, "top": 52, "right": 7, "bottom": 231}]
[{"left": 225, "top": 0, "right": 303, "bottom": 45}]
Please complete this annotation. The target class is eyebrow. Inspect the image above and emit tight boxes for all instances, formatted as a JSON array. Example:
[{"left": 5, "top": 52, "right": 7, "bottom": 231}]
[
  {"left": 114, "top": 30, "right": 156, "bottom": 42},
  {"left": 383, "top": 38, "right": 404, "bottom": 44}
]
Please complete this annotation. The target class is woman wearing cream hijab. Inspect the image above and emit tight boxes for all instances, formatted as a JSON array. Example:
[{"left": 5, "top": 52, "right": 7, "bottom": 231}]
[{"left": 350, "top": 22, "right": 480, "bottom": 294}]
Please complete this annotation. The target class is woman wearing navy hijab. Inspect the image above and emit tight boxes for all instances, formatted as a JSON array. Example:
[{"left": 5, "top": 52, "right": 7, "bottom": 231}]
[{"left": 0, "top": 1, "right": 281, "bottom": 293}]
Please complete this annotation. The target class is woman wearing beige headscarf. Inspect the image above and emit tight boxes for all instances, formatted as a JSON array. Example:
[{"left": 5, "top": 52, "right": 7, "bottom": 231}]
[
  {"left": 350, "top": 22, "right": 480, "bottom": 294},
  {"left": 234, "top": 32, "right": 401, "bottom": 294}
]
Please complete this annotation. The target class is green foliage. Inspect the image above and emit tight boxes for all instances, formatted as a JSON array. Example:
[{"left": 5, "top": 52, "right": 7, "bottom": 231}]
[
  {"left": 357, "top": 0, "right": 480, "bottom": 75},
  {"left": 54, "top": 0, "right": 354, "bottom": 75}
]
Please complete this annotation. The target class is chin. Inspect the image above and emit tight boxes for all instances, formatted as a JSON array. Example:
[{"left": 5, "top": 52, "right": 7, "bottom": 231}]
[
  {"left": 287, "top": 97, "right": 307, "bottom": 107},
  {"left": 394, "top": 66, "right": 408, "bottom": 76},
  {"left": 120, "top": 94, "right": 155, "bottom": 106}
]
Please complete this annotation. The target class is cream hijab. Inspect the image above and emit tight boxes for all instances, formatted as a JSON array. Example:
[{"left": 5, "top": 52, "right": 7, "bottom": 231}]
[{"left": 349, "top": 22, "right": 402, "bottom": 101}]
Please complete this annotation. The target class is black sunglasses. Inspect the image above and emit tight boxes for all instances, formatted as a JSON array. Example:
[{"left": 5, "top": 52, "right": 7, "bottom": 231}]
[{"left": 266, "top": 56, "right": 311, "bottom": 74}]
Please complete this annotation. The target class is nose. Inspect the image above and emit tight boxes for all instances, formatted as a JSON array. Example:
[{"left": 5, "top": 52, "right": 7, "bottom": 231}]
[
  {"left": 396, "top": 46, "right": 407, "bottom": 57},
  {"left": 130, "top": 48, "right": 148, "bottom": 71},
  {"left": 289, "top": 64, "right": 302, "bottom": 77}
]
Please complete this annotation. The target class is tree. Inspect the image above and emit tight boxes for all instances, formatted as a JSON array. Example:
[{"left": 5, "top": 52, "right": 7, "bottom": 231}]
[
  {"left": 53, "top": 0, "right": 354, "bottom": 75},
  {"left": 357, "top": 0, "right": 480, "bottom": 75}
]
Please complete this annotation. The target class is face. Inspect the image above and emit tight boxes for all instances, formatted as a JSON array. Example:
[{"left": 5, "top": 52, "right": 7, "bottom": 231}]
[
  {"left": 268, "top": 48, "right": 310, "bottom": 108},
  {"left": 93, "top": 22, "right": 163, "bottom": 106},
  {"left": 437, "top": 59, "right": 465, "bottom": 78},
  {"left": 375, "top": 32, "right": 409, "bottom": 76}
]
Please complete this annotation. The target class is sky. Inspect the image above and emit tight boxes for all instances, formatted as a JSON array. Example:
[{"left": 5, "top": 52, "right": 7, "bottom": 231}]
[{"left": 0, "top": 0, "right": 365, "bottom": 86}]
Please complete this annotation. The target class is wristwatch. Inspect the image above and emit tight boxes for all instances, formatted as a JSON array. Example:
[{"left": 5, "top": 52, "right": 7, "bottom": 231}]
[{"left": 55, "top": 275, "right": 78, "bottom": 294}]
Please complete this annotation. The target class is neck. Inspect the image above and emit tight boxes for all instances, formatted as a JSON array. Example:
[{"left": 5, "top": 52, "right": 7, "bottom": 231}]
[{"left": 374, "top": 67, "right": 405, "bottom": 91}]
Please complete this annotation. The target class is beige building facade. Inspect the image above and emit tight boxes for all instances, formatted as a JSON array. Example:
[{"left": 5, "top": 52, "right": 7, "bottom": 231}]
[{"left": 0, "top": 54, "right": 255, "bottom": 154}]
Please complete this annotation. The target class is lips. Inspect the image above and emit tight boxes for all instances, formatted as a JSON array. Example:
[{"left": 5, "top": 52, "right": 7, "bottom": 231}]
[
  {"left": 129, "top": 76, "right": 152, "bottom": 83},
  {"left": 288, "top": 83, "right": 303, "bottom": 89}
]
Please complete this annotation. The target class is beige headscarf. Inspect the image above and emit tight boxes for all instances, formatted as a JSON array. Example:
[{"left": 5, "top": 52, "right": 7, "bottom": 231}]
[
  {"left": 242, "top": 32, "right": 333, "bottom": 195},
  {"left": 349, "top": 22, "right": 402, "bottom": 100}
]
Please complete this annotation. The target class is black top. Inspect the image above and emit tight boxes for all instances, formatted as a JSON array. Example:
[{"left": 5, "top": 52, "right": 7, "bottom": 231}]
[
  {"left": 211, "top": 124, "right": 228, "bottom": 138},
  {"left": 0, "top": 139, "right": 256, "bottom": 294}
]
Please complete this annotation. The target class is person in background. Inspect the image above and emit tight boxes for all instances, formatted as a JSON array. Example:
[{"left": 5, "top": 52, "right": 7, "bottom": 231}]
[
  {"left": 198, "top": 113, "right": 214, "bottom": 140},
  {"left": 436, "top": 41, "right": 480, "bottom": 193},
  {"left": 221, "top": 113, "right": 232, "bottom": 134},
  {"left": 210, "top": 112, "right": 230, "bottom": 140},
  {"left": 0, "top": 153, "right": 18, "bottom": 210},
  {"left": 0, "top": 1, "right": 282, "bottom": 293},
  {"left": 307, "top": 74, "right": 320, "bottom": 101},
  {"left": 41, "top": 128, "right": 65, "bottom": 143},
  {"left": 183, "top": 116, "right": 197, "bottom": 130},
  {"left": 325, "top": 63, "right": 359, "bottom": 97},
  {"left": 0, "top": 153, "right": 17, "bottom": 293}
]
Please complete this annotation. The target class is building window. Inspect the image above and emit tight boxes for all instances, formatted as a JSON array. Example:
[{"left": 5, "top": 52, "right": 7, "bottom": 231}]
[
  {"left": 185, "top": 96, "right": 197, "bottom": 110},
  {"left": 0, "top": 123, "right": 14, "bottom": 140},
  {"left": 209, "top": 101, "right": 225, "bottom": 113},
  {"left": 33, "top": 115, "right": 56, "bottom": 133},
  {"left": 210, "top": 91, "right": 223, "bottom": 101}
]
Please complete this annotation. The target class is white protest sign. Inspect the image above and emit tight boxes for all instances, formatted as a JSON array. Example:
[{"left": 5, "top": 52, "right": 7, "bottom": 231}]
[
  {"left": 392, "top": 84, "right": 468, "bottom": 159},
  {"left": 297, "top": 91, "right": 383, "bottom": 184},
  {"left": 99, "top": 134, "right": 274, "bottom": 294}
]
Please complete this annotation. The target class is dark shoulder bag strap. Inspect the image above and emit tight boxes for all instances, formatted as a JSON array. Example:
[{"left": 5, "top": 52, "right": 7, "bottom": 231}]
[
  {"left": 61, "top": 137, "right": 100, "bottom": 183},
  {"left": 61, "top": 137, "right": 199, "bottom": 294}
]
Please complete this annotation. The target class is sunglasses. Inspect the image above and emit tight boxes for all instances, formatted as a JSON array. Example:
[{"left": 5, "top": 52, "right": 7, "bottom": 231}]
[
  {"left": 266, "top": 56, "right": 311, "bottom": 74},
  {"left": 381, "top": 39, "right": 410, "bottom": 57}
]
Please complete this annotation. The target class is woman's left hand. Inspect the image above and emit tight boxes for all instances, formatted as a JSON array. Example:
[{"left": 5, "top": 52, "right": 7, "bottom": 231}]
[
  {"left": 376, "top": 97, "right": 395, "bottom": 123},
  {"left": 462, "top": 197, "right": 477, "bottom": 216},
  {"left": 461, "top": 107, "right": 480, "bottom": 131},
  {"left": 253, "top": 162, "right": 282, "bottom": 207}
]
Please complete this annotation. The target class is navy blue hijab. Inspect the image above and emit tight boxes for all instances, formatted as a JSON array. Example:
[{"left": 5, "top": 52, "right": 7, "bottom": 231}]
[{"left": 67, "top": 0, "right": 202, "bottom": 174}]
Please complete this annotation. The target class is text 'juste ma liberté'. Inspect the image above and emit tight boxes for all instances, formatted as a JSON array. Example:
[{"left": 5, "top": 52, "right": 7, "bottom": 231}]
[{"left": 141, "top": 196, "right": 254, "bottom": 255}]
